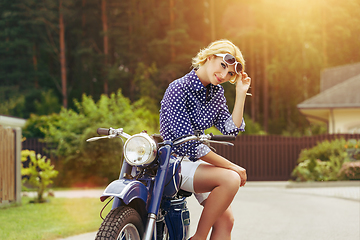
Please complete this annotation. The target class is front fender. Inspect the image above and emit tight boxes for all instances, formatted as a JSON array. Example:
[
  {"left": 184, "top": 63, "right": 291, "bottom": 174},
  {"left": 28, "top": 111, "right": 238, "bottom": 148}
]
[{"left": 100, "top": 179, "right": 148, "bottom": 205}]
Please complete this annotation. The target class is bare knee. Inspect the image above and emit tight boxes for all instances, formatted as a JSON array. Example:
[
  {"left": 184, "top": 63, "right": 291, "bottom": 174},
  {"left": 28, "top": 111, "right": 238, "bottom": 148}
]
[
  {"left": 219, "top": 169, "right": 241, "bottom": 192},
  {"left": 213, "top": 208, "right": 235, "bottom": 232}
]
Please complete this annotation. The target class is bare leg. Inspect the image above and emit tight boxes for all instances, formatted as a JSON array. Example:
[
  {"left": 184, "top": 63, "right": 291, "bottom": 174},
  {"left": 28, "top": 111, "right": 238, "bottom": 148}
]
[
  {"left": 199, "top": 200, "right": 234, "bottom": 240},
  {"left": 191, "top": 164, "right": 240, "bottom": 240},
  {"left": 209, "top": 207, "right": 234, "bottom": 240}
]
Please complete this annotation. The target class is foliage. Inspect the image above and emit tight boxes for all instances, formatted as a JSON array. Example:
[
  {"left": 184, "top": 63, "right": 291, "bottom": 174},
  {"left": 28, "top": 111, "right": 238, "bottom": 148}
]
[
  {"left": 0, "top": 89, "right": 61, "bottom": 119},
  {"left": 291, "top": 138, "right": 356, "bottom": 182},
  {"left": 338, "top": 161, "right": 360, "bottom": 180},
  {"left": 282, "top": 123, "right": 328, "bottom": 137},
  {"left": 0, "top": 94, "right": 25, "bottom": 117},
  {"left": 291, "top": 156, "right": 344, "bottom": 182},
  {"left": 241, "top": 114, "right": 266, "bottom": 135},
  {"left": 23, "top": 90, "right": 159, "bottom": 186},
  {"left": 344, "top": 139, "right": 360, "bottom": 161},
  {"left": 0, "top": 197, "right": 112, "bottom": 240},
  {"left": 297, "top": 138, "right": 347, "bottom": 163},
  {"left": 21, "top": 150, "right": 59, "bottom": 203},
  {"left": 1, "top": 0, "right": 360, "bottom": 135}
]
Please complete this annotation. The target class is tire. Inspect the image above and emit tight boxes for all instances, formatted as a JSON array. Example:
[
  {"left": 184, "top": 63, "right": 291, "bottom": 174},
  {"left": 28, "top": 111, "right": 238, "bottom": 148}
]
[
  {"left": 156, "top": 220, "right": 169, "bottom": 240},
  {"left": 96, "top": 206, "right": 144, "bottom": 240}
]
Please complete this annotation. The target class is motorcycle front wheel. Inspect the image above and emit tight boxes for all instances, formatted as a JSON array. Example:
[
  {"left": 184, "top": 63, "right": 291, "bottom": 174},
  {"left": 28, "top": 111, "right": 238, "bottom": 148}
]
[{"left": 95, "top": 206, "right": 144, "bottom": 240}]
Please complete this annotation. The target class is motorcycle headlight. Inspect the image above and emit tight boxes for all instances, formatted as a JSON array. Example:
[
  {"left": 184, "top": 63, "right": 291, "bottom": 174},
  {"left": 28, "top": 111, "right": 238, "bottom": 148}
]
[{"left": 123, "top": 133, "right": 157, "bottom": 166}]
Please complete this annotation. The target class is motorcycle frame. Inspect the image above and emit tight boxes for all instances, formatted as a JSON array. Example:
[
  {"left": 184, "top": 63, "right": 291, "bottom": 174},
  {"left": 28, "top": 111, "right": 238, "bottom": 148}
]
[{"left": 99, "top": 141, "right": 189, "bottom": 240}]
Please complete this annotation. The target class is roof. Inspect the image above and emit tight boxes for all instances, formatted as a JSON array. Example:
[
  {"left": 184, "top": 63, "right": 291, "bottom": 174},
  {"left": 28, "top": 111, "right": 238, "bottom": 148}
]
[
  {"left": 320, "top": 62, "right": 360, "bottom": 92},
  {"left": 297, "top": 74, "right": 360, "bottom": 109},
  {"left": 0, "top": 115, "right": 27, "bottom": 128}
]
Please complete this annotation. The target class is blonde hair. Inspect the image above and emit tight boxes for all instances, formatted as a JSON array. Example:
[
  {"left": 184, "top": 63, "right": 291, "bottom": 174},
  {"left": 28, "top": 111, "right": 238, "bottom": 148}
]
[{"left": 192, "top": 39, "right": 245, "bottom": 84}]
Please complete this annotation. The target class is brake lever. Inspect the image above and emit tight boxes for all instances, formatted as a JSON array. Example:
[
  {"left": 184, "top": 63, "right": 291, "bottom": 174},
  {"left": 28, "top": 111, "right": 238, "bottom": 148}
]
[
  {"left": 86, "top": 134, "right": 117, "bottom": 142},
  {"left": 207, "top": 140, "right": 234, "bottom": 146}
]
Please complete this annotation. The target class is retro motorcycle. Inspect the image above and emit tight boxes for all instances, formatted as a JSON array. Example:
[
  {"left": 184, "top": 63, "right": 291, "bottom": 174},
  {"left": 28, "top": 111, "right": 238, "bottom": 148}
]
[{"left": 86, "top": 127, "right": 235, "bottom": 240}]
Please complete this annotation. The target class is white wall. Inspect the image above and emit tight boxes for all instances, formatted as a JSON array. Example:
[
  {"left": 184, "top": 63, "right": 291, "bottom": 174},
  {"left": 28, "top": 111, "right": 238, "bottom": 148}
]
[{"left": 328, "top": 108, "right": 360, "bottom": 134}]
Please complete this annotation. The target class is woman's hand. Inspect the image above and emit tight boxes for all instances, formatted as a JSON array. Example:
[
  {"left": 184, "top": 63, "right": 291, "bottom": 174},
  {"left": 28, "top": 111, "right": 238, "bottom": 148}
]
[
  {"left": 236, "top": 72, "right": 251, "bottom": 94},
  {"left": 230, "top": 164, "right": 247, "bottom": 187},
  {"left": 201, "top": 151, "right": 247, "bottom": 187},
  {"left": 232, "top": 72, "right": 251, "bottom": 127}
]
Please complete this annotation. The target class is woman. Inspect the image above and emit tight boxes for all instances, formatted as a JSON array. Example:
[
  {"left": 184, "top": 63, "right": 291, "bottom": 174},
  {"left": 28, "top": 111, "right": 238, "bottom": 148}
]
[{"left": 160, "top": 39, "right": 251, "bottom": 240}]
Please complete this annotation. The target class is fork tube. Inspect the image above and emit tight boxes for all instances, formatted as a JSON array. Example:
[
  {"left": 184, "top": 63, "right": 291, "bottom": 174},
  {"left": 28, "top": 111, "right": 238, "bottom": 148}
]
[
  {"left": 119, "top": 161, "right": 132, "bottom": 179},
  {"left": 148, "top": 144, "right": 171, "bottom": 215},
  {"left": 111, "top": 161, "right": 132, "bottom": 209},
  {"left": 143, "top": 143, "right": 172, "bottom": 240},
  {"left": 143, "top": 213, "right": 157, "bottom": 240}
]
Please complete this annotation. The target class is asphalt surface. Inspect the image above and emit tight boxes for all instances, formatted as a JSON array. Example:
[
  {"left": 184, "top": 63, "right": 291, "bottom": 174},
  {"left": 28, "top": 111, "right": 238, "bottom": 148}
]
[{"left": 51, "top": 181, "right": 360, "bottom": 240}]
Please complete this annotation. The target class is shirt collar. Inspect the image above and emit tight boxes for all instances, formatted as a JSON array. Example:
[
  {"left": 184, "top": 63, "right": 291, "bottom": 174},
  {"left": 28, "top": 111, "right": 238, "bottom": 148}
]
[
  {"left": 188, "top": 70, "right": 218, "bottom": 99},
  {"left": 188, "top": 69, "right": 206, "bottom": 92}
]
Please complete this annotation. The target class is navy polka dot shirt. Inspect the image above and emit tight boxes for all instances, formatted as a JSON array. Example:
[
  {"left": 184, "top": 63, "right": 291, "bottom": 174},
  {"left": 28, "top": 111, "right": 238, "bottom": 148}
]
[{"left": 160, "top": 70, "right": 245, "bottom": 161}]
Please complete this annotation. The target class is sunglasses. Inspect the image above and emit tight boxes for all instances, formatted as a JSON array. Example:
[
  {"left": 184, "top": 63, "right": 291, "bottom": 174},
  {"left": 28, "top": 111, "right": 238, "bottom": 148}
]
[{"left": 214, "top": 53, "right": 243, "bottom": 75}]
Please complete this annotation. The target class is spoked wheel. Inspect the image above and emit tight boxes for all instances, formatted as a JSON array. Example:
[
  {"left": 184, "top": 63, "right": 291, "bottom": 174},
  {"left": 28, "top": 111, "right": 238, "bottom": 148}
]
[
  {"left": 96, "top": 206, "right": 144, "bottom": 240},
  {"left": 117, "top": 223, "right": 141, "bottom": 240}
]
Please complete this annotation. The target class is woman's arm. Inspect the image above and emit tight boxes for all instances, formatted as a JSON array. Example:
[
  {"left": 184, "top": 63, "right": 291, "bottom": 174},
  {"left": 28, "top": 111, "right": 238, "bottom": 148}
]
[
  {"left": 232, "top": 72, "right": 251, "bottom": 128},
  {"left": 200, "top": 151, "right": 247, "bottom": 187}
]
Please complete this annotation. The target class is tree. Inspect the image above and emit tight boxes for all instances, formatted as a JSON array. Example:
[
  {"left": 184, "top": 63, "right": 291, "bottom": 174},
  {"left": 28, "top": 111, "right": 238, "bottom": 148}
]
[
  {"left": 59, "top": 0, "right": 67, "bottom": 108},
  {"left": 2, "top": 0, "right": 360, "bottom": 135}
]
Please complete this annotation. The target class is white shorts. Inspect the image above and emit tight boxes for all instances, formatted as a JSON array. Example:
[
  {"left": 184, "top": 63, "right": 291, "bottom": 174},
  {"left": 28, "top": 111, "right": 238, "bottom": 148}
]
[{"left": 180, "top": 157, "right": 210, "bottom": 204}]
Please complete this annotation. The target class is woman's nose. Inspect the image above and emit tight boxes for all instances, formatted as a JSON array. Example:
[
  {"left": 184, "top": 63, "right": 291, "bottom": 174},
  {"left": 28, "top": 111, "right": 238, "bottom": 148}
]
[{"left": 220, "top": 69, "right": 227, "bottom": 79}]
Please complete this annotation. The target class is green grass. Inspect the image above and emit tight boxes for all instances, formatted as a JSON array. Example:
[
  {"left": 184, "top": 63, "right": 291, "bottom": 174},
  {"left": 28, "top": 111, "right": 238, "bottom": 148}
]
[{"left": 0, "top": 197, "right": 112, "bottom": 240}]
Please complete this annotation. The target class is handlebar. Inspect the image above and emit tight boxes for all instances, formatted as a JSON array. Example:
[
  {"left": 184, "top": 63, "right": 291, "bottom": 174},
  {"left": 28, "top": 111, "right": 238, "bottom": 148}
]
[
  {"left": 88, "top": 128, "right": 235, "bottom": 146},
  {"left": 173, "top": 134, "right": 235, "bottom": 147},
  {"left": 97, "top": 128, "right": 110, "bottom": 135},
  {"left": 209, "top": 133, "right": 236, "bottom": 141},
  {"left": 86, "top": 127, "right": 131, "bottom": 142}
]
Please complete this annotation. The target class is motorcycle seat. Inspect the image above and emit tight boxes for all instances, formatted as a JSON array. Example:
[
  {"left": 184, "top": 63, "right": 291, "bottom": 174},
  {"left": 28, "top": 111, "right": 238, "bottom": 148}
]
[{"left": 177, "top": 189, "right": 192, "bottom": 198}]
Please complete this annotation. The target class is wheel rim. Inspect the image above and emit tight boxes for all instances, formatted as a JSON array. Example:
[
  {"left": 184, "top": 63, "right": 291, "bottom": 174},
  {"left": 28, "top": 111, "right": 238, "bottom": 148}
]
[
  {"left": 162, "top": 223, "right": 169, "bottom": 240},
  {"left": 117, "top": 223, "right": 141, "bottom": 240}
]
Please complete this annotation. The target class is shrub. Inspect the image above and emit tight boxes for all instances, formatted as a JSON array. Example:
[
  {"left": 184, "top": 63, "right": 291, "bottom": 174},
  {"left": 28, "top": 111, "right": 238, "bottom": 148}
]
[
  {"left": 345, "top": 139, "right": 360, "bottom": 161},
  {"left": 291, "top": 155, "right": 344, "bottom": 182},
  {"left": 291, "top": 138, "right": 349, "bottom": 182},
  {"left": 297, "top": 138, "right": 347, "bottom": 163},
  {"left": 21, "top": 150, "right": 59, "bottom": 203},
  {"left": 338, "top": 161, "right": 360, "bottom": 180},
  {"left": 23, "top": 90, "right": 160, "bottom": 187}
]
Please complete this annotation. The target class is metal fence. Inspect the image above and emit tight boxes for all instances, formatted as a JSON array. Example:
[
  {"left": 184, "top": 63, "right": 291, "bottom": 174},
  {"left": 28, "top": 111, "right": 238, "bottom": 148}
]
[
  {"left": 22, "top": 134, "right": 360, "bottom": 182},
  {"left": 214, "top": 134, "right": 360, "bottom": 181},
  {"left": 0, "top": 126, "right": 15, "bottom": 203}
]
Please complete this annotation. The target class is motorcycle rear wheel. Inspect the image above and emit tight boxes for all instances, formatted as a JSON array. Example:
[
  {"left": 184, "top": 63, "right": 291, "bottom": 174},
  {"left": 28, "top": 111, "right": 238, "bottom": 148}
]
[{"left": 95, "top": 206, "right": 144, "bottom": 240}]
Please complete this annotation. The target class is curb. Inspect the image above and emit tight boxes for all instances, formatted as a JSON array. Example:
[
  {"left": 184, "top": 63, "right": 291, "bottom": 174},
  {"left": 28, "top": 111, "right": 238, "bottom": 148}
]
[
  {"left": 286, "top": 180, "right": 360, "bottom": 188},
  {"left": 246, "top": 180, "right": 360, "bottom": 188}
]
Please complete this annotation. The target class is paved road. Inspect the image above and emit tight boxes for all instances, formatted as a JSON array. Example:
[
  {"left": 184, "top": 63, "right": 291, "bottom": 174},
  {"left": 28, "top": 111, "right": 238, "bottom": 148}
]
[{"left": 55, "top": 182, "right": 360, "bottom": 240}]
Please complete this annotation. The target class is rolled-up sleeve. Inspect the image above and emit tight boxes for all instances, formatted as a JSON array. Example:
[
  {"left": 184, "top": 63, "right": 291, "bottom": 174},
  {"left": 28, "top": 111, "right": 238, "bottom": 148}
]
[{"left": 214, "top": 93, "right": 245, "bottom": 136}]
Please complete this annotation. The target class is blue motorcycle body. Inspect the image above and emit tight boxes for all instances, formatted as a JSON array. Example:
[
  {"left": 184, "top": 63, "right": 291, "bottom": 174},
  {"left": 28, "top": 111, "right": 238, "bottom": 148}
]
[{"left": 99, "top": 143, "right": 190, "bottom": 240}]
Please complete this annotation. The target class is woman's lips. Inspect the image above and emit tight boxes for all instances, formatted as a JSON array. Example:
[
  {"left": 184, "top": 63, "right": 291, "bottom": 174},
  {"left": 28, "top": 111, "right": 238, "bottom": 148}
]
[{"left": 215, "top": 75, "right": 222, "bottom": 84}]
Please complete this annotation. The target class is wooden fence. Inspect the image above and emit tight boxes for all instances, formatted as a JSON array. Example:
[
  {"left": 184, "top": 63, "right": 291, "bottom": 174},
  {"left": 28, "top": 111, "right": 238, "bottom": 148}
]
[
  {"left": 0, "top": 126, "right": 15, "bottom": 203},
  {"left": 22, "top": 138, "right": 48, "bottom": 157},
  {"left": 22, "top": 134, "right": 360, "bottom": 182},
  {"left": 214, "top": 134, "right": 360, "bottom": 181}
]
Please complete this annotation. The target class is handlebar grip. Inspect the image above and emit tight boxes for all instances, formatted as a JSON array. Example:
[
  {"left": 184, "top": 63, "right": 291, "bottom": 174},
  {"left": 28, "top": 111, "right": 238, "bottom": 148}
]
[
  {"left": 210, "top": 134, "right": 236, "bottom": 141},
  {"left": 97, "top": 128, "right": 110, "bottom": 135}
]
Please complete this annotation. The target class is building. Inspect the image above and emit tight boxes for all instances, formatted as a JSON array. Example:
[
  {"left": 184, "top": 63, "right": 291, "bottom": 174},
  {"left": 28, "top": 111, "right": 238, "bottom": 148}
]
[{"left": 297, "top": 63, "right": 360, "bottom": 134}]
